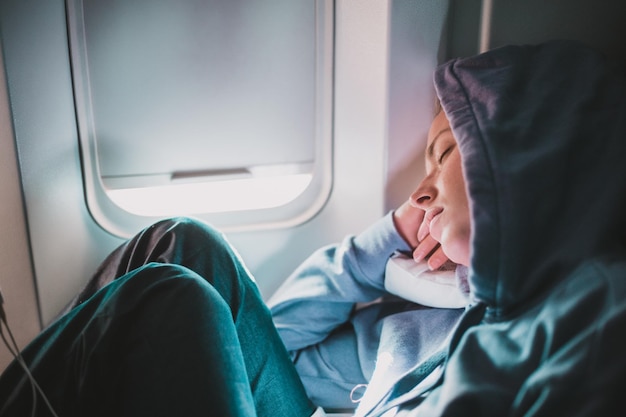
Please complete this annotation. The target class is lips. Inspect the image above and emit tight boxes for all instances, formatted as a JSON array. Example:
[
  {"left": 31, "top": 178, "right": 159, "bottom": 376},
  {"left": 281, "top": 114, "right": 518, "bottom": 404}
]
[
  {"left": 425, "top": 208, "right": 444, "bottom": 240},
  {"left": 425, "top": 208, "right": 443, "bottom": 225}
]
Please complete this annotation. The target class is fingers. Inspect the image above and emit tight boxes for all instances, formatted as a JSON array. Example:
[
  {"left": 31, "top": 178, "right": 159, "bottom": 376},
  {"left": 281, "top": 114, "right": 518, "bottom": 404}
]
[
  {"left": 426, "top": 246, "right": 449, "bottom": 270},
  {"left": 417, "top": 218, "right": 430, "bottom": 242},
  {"left": 413, "top": 235, "right": 450, "bottom": 271},
  {"left": 393, "top": 200, "right": 426, "bottom": 248},
  {"left": 413, "top": 234, "right": 438, "bottom": 262},
  {"left": 394, "top": 198, "right": 454, "bottom": 271}
]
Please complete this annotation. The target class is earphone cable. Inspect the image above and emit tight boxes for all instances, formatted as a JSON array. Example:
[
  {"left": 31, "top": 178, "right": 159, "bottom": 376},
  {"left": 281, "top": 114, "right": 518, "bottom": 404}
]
[
  {"left": 0, "top": 320, "right": 38, "bottom": 417},
  {"left": 0, "top": 306, "right": 60, "bottom": 417}
]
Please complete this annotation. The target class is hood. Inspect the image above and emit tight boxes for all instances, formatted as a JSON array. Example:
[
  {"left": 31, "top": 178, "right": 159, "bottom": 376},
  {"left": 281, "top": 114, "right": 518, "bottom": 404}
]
[{"left": 434, "top": 40, "right": 626, "bottom": 319}]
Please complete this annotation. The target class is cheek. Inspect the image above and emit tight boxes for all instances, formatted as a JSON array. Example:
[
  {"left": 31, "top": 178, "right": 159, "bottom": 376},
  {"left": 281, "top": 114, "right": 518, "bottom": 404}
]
[
  {"left": 442, "top": 155, "right": 471, "bottom": 265},
  {"left": 440, "top": 215, "right": 471, "bottom": 266}
]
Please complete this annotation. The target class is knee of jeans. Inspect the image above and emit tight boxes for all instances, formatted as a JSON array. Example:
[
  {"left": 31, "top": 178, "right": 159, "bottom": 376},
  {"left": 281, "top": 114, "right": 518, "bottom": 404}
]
[
  {"left": 145, "top": 218, "right": 251, "bottom": 290},
  {"left": 153, "top": 216, "right": 230, "bottom": 250},
  {"left": 125, "top": 263, "right": 232, "bottom": 324},
  {"left": 133, "top": 263, "right": 219, "bottom": 299}
]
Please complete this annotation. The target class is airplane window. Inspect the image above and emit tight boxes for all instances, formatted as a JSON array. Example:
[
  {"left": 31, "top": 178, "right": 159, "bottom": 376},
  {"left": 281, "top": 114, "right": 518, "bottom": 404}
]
[{"left": 67, "top": 0, "right": 333, "bottom": 237}]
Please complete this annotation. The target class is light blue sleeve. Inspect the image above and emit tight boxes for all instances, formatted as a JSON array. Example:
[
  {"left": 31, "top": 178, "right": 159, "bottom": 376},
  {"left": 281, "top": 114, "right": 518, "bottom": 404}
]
[{"left": 267, "top": 211, "right": 411, "bottom": 352}]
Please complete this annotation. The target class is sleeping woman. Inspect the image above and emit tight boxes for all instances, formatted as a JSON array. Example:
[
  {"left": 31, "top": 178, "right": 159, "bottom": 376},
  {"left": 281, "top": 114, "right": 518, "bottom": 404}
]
[
  {"left": 386, "top": 39, "right": 626, "bottom": 416},
  {"left": 1, "top": 39, "right": 625, "bottom": 416}
]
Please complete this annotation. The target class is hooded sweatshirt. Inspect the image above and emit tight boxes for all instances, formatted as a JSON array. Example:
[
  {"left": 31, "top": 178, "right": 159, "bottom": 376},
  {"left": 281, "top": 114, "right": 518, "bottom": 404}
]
[{"left": 385, "top": 40, "right": 626, "bottom": 416}]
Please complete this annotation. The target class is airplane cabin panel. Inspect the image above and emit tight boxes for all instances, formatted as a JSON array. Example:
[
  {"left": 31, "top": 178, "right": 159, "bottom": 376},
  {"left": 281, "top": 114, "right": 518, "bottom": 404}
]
[{"left": 1, "top": 0, "right": 625, "bottom": 413}]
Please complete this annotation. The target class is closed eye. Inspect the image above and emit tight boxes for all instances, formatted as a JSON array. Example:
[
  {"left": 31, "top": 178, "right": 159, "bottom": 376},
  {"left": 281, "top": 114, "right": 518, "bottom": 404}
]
[{"left": 438, "top": 146, "right": 454, "bottom": 164}]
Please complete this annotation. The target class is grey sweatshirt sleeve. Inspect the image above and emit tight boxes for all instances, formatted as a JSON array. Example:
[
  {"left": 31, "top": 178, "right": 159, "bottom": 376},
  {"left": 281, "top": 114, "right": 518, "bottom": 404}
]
[{"left": 268, "top": 211, "right": 411, "bottom": 352}]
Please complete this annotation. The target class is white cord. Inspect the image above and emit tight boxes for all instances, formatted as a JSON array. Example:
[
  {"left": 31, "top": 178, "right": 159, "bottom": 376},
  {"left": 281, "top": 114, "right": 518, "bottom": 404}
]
[{"left": 0, "top": 289, "right": 60, "bottom": 417}]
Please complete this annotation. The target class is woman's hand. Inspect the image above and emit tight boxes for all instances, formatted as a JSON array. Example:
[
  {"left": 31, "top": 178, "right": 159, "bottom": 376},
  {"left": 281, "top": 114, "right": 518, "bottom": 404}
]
[{"left": 393, "top": 199, "right": 451, "bottom": 270}]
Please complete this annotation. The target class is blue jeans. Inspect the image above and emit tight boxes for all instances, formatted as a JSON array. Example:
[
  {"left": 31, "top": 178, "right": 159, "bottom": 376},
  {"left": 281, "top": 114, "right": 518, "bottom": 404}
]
[{"left": 0, "top": 218, "right": 315, "bottom": 417}]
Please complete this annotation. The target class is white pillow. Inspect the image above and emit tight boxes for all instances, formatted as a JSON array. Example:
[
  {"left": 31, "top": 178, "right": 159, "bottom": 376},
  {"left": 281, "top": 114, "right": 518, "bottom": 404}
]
[{"left": 384, "top": 253, "right": 469, "bottom": 309}]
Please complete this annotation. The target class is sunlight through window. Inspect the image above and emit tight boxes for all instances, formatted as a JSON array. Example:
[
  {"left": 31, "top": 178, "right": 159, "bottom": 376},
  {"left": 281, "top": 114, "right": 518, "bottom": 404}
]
[{"left": 107, "top": 174, "right": 313, "bottom": 216}]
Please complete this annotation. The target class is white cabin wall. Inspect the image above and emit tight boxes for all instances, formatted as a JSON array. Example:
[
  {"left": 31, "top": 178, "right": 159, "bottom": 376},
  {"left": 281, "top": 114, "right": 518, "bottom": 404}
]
[
  {"left": 385, "top": 0, "right": 451, "bottom": 212},
  {"left": 0, "top": 0, "right": 124, "bottom": 332},
  {"left": 0, "top": 46, "right": 40, "bottom": 372}
]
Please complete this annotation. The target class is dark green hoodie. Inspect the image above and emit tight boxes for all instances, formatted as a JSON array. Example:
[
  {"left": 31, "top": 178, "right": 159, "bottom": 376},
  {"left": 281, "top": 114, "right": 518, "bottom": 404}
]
[{"left": 392, "top": 41, "right": 626, "bottom": 416}]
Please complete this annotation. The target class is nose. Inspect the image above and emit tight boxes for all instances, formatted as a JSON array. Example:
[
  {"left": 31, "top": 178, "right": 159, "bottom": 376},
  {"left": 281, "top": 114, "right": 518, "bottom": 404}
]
[{"left": 410, "top": 175, "right": 437, "bottom": 210}]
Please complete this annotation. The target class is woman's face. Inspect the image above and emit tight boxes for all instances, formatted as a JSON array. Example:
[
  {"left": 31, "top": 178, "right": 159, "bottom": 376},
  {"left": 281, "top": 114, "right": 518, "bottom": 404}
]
[{"left": 411, "top": 110, "right": 471, "bottom": 266}]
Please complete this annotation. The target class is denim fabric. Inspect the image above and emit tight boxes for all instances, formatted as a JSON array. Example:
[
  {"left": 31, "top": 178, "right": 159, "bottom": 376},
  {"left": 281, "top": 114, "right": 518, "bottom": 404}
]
[{"left": 0, "top": 217, "right": 315, "bottom": 417}]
